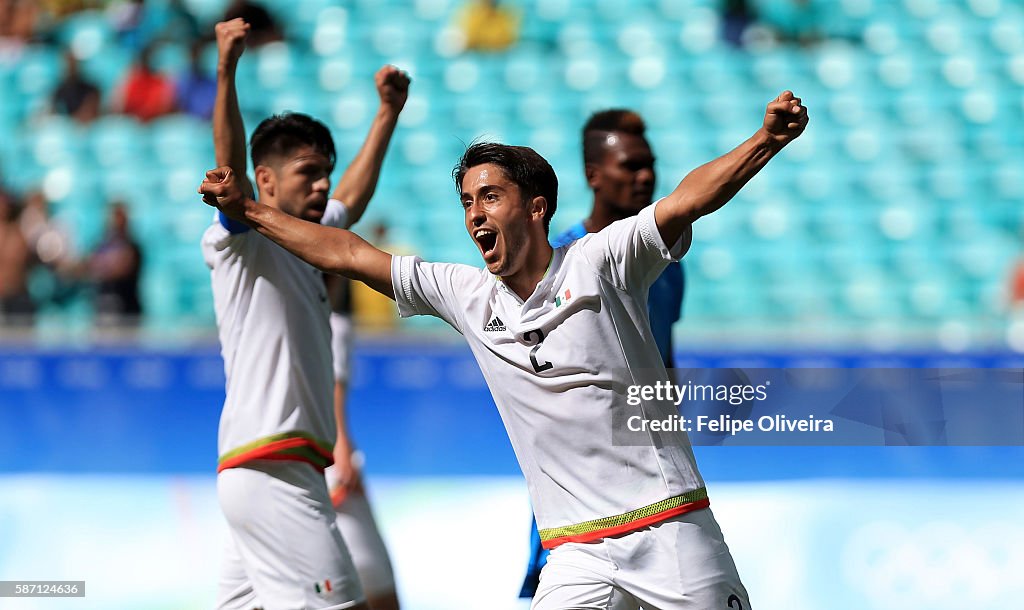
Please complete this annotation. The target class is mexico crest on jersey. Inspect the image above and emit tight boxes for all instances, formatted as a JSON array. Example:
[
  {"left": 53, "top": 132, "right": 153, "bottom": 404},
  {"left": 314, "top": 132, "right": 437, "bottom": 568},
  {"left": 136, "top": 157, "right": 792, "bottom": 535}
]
[{"left": 554, "top": 288, "right": 572, "bottom": 307}]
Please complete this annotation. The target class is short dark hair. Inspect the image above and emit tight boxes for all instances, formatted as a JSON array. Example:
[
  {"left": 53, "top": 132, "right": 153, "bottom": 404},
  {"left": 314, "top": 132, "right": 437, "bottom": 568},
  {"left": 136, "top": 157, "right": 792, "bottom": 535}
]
[
  {"left": 582, "top": 109, "right": 647, "bottom": 166},
  {"left": 453, "top": 142, "right": 558, "bottom": 233},
  {"left": 250, "top": 112, "right": 336, "bottom": 170}
]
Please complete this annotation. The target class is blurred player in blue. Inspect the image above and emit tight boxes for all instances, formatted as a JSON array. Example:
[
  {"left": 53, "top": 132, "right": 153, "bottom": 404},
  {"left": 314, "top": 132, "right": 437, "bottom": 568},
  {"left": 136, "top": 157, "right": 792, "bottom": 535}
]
[{"left": 520, "top": 109, "right": 684, "bottom": 598}]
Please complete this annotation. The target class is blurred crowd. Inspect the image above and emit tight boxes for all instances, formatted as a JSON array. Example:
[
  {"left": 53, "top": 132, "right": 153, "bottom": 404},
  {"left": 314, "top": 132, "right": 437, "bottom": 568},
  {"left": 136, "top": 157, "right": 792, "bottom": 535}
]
[
  {"left": 0, "top": 0, "right": 838, "bottom": 332},
  {"left": 0, "top": 0, "right": 285, "bottom": 329},
  {"left": 0, "top": 0, "right": 288, "bottom": 124},
  {"left": 0, "top": 185, "right": 142, "bottom": 327},
  {"left": 0, "top": 0, "right": 832, "bottom": 125}
]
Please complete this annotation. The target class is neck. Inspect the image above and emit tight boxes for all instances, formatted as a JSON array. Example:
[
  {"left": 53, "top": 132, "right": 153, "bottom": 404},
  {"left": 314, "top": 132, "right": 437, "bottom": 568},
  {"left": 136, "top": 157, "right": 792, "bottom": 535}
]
[
  {"left": 585, "top": 200, "right": 631, "bottom": 233},
  {"left": 501, "top": 240, "right": 553, "bottom": 301}
]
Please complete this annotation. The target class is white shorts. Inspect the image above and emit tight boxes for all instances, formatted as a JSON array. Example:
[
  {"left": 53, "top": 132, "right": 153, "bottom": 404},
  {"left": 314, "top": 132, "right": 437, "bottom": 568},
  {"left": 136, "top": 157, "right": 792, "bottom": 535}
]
[
  {"left": 326, "top": 455, "right": 397, "bottom": 597},
  {"left": 330, "top": 313, "right": 354, "bottom": 383},
  {"left": 532, "top": 508, "right": 749, "bottom": 610},
  {"left": 215, "top": 461, "right": 366, "bottom": 610}
]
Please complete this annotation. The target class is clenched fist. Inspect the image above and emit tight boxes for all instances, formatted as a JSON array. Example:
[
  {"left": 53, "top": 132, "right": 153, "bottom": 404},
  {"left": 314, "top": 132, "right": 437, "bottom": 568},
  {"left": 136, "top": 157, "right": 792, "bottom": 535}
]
[
  {"left": 215, "top": 18, "right": 250, "bottom": 70},
  {"left": 761, "top": 91, "right": 808, "bottom": 147},
  {"left": 375, "top": 65, "right": 411, "bottom": 116},
  {"left": 199, "top": 167, "right": 249, "bottom": 222}
]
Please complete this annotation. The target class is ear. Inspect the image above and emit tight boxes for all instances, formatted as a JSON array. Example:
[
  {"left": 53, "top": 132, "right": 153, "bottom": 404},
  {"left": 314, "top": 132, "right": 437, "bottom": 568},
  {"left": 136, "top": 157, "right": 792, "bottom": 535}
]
[
  {"left": 585, "top": 163, "right": 600, "bottom": 190},
  {"left": 529, "top": 196, "right": 547, "bottom": 223},
  {"left": 254, "top": 165, "right": 275, "bottom": 198}
]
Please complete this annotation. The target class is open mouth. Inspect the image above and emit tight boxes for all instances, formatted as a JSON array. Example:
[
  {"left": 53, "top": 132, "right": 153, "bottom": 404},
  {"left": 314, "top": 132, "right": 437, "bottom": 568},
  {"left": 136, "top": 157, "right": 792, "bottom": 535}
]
[{"left": 474, "top": 228, "right": 498, "bottom": 258}]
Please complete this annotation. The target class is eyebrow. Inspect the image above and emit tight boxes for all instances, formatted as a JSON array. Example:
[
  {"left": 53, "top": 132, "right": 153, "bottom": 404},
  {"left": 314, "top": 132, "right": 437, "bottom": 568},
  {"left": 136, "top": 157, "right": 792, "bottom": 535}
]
[
  {"left": 289, "top": 153, "right": 330, "bottom": 166},
  {"left": 462, "top": 184, "right": 504, "bottom": 198}
]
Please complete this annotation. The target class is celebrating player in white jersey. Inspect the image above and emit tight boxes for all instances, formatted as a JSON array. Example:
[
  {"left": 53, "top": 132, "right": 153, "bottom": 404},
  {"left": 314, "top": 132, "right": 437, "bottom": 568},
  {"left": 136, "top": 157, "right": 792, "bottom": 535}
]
[
  {"left": 203, "top": 18, "right": 407, "bottom": 610},
  {"left": 520, "top": 108, "right": 688, "bottom": 599},
  {"left": 200, "top": 91, "right": 808, "bottom": 609}
]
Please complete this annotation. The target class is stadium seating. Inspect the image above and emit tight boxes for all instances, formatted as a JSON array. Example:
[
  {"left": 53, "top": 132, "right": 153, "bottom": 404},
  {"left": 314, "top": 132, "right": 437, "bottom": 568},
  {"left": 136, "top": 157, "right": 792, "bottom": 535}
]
[{"left": 0, "top": 0, "right": 1020, "bottom": 342}]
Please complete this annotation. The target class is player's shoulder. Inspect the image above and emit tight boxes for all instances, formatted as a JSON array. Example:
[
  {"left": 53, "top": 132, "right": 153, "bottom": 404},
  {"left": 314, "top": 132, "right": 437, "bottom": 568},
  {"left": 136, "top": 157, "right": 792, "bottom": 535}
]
[
  {"left": 397, "top": 254, "right": 492, "bottom": 288},
  {"left": 201, "top": 219, "right": 229, "bottom": 249},
  {"left": 442, "top": 260, "right": 493, "bottom": 291},
  {"left": 201, "top": 213, "right": 261, "bottom": 259}
]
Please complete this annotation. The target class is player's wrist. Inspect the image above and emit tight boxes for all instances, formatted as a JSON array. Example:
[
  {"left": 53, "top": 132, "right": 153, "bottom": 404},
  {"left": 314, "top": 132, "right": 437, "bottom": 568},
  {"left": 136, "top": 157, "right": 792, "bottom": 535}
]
[
  {"left": 753, "top": 127, "right": 786, "bottom": 153},
  {"left": 240, "top": 197, "right": 264, "bottom": 225},
  {"left": 216, "top": 61, "right": 239, "bottom": 78},
  {"left": 376, "top": 104, "right": 401, "bottom": 123}
]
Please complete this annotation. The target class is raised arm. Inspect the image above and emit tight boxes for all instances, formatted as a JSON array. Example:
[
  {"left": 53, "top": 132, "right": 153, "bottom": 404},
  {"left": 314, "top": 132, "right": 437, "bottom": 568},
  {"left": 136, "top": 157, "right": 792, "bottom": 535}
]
[
  {"left": 331, "top": 65, "right": 410, "bottom": 227},
  {"left": 655, "top": 91, "right": 808, "bottom": 246},
  {"left": 200, "top": 167, "right": 395, "bottom": 298},
  {"left": 213, "top": 18, "right": 254, "bottom": 199}
]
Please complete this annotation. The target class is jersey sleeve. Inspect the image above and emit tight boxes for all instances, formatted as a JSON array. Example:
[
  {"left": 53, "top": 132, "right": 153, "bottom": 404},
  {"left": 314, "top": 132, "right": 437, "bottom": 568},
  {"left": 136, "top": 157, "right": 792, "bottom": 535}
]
[
  {"left": 390, "top": 255, "right": 470, "bottom": 333},
  {"left": 201, "top": 213, "right": 256, "bottom": 268},
  {"left": 321, "top": 198, "right": 350, "bottom": 229},
  {"left": 218, "top": 211, "right": 250, "bottom": 234},
  {"left": 575, "top": 200, "right": 692, "bottom": 293}
]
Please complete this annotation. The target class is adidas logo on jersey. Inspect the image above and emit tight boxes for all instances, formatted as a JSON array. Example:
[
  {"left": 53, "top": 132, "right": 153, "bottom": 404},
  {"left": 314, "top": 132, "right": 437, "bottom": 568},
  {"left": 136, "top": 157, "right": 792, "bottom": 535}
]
[{"left": 484, "top": 316, "right": 506, "bottom": 332}]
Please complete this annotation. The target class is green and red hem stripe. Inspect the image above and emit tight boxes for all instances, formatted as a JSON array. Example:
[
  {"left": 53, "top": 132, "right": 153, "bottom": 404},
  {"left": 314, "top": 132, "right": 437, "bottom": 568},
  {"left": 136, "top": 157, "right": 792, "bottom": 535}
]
[
  {"left": 218, "top": 432, "right": 334, "bottom": 473},
  {"left": 538, "top": 487, "right": 710, "bottom": 549}
]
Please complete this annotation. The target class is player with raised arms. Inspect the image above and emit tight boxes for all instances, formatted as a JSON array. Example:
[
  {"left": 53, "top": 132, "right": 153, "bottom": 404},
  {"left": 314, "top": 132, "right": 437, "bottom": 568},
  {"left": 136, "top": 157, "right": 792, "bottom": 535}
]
[
  {"left": 204, "top": 18, "right": 408, "bottom": 610},
  {"left": 520, "top": 108, "right": 686, "bottom": 599},
  {"left": 200, "top": 91, "right": 807, "bottom": 609}
]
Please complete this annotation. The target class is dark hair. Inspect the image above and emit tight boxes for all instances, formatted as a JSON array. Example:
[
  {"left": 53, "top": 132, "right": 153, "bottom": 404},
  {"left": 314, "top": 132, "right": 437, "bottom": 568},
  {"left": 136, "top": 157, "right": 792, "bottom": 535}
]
[
  {"left": 453, "top": 142, "right": 558, "bottom": 233},
  {"left": 582, "top": 109, "right": 647, "bottom": 165},
  {"left": 250, "top": 112, "right": 336, "bottom": 170}
]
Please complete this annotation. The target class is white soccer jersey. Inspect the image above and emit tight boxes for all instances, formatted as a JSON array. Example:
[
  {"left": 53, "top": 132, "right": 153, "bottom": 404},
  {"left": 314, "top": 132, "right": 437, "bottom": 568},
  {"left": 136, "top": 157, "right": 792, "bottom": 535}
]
[
  {"left": 392, "top": 202, "right": 707, "bottom": 549},
  {"left": 202, "top": 200, "right": 349, "bottom": 472}
]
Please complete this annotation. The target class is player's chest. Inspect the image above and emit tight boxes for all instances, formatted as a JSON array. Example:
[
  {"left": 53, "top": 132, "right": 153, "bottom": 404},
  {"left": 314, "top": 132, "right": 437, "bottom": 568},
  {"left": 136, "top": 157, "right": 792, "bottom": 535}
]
[
  {"left": 254, "top": 252, "right": 330, "bottom": 314},
  {"left": 467, "top": 271, "right": 619, "bottom": 375}
]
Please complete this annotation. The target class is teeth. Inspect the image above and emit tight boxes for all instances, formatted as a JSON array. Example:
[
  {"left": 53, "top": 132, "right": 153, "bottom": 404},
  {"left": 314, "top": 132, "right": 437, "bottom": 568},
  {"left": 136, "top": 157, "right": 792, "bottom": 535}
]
[{"left": 475, "top": 229, "right": 495, "bottom": 239}]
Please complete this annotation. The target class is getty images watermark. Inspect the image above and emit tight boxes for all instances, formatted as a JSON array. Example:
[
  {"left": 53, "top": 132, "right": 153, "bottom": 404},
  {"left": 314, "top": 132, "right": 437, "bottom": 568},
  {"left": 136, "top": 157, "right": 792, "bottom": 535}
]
[
  {"left": 613, "top": 368, "right": 1024, "bottom": 447},
  {"left": 624, "top": 379, "right": 834, "bottom": 436}
]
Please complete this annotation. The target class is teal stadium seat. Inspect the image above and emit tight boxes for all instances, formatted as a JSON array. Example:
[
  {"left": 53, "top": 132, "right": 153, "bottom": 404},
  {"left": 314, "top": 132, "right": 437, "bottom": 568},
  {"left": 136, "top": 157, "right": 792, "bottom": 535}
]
[
  {"left": 30, "top": 116, "right": 87, "bottom": 168},
  {"left": 150, "top": 41, "right": 191, "bottom": 78},
  {"left": 90, "top": 116, "right": 149, "bottom": 168},
  {"left": 283, "top": 0, "right": 336, "bottom": 41},
  {"left": 148, "top": 115, "right": 213, "bottom": 168},
  {"left": 53, "top": 10, "right": 113, "bottom": 61},
  {"left": 80, "top": 45, "right": 133, "bottom": 96},
  {"left": 16, "top": 46, "right": 62, "bottom": 117}
]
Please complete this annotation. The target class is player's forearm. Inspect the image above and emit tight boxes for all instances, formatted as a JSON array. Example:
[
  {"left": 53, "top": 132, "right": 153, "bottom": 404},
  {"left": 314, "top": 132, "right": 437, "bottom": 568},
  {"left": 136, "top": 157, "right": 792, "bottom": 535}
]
[
  {"left": 331, "top": 106, "right": 400, "bottom": 227},
  {"left": 246, "top": 201, "right": 357, "bottom": 271},
  {"left": 244, "top": 201, "right": 396, "bottom": 298},
  {"left": 657, "top": 130, "right": 781, "bottom": 239},
  {"left": 333, "top": 381, "right": 352, "bottom": 450},
  {"left": 214, "top": 65, "right": 252, "bottom": 196}
]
